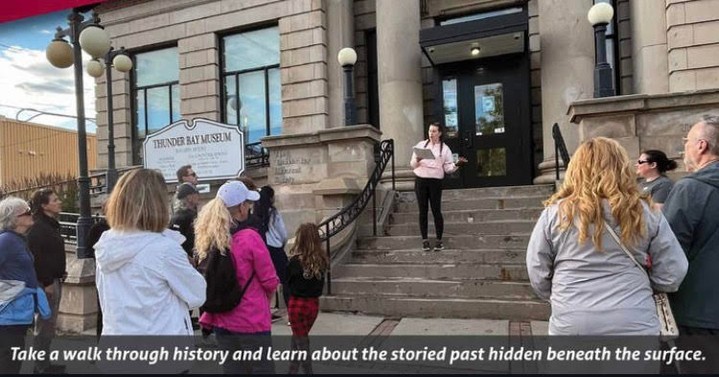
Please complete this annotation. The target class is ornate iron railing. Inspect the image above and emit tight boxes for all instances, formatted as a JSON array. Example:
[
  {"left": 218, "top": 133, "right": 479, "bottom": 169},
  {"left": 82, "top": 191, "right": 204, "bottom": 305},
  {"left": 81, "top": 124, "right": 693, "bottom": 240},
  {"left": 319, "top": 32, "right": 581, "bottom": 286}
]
[
  {"left": 552, "top": 123, "right": 571, "bottom": 182},
  {"left": 318, "top": 139, "right": 395, "bottom": 295}
]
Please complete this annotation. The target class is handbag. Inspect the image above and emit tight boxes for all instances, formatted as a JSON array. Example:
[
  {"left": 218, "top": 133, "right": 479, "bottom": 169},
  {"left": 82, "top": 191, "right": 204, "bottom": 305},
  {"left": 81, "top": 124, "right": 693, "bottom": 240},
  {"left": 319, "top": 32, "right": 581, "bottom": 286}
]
[{"left": 605, "top": 225, "right": 679, "bottom": 340}]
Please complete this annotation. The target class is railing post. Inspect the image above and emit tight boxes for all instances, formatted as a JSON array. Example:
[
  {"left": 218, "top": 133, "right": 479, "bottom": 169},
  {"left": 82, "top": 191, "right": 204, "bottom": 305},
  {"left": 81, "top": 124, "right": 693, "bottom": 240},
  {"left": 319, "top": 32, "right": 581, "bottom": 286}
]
[
  {"left": 372, "top": 188, "right": 377, "bottom": 236},
  {"left": 326, "top": 223, "right": 332, "bottom": 295},
  {"left": 555, "top": 141, "right": 560, "bottom": 182},
  {"left": 391, "top": 140, "right": 396, "bottom": 191}
]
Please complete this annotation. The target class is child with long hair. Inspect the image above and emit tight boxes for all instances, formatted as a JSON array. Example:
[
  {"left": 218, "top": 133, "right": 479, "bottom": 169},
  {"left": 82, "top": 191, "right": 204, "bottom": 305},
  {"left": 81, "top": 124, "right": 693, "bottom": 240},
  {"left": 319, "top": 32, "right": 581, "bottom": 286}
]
[{"left": 286, "top": 223, "right": 328, "bottom": 374}]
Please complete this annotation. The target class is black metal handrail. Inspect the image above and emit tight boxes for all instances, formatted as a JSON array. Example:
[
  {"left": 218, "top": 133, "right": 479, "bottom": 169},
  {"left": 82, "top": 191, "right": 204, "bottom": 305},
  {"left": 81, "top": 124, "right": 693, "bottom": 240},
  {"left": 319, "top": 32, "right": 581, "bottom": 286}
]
[
  {"left": 552, "top": 123, "right": 571, "bottom": 181},
  {"left": 59, "top": 212, "right": 105, "bottom": 245},
  {"left": 245, "top": 141, "right": 270, "bottom": 169},
  {"left": 318, "top": 139, "right": 395, "bottom": 295}
]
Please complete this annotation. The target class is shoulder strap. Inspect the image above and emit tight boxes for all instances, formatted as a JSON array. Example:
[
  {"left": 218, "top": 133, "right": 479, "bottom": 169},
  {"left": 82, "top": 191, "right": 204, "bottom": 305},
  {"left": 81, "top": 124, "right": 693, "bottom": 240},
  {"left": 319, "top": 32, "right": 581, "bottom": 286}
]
[
  {"left": 605, "top": 225, "right": 649, "bottom": 279},
  {"left": 423, "top": 139, "right": 429, "bottom": 148},
  {"left": 226, "top": 251, "right": 255, "bottom": 293}
]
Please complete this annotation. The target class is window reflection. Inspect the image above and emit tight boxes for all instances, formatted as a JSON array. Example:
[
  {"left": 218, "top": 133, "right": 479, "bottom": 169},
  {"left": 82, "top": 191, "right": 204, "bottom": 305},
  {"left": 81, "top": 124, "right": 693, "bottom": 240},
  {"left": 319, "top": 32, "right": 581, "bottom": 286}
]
[
  {"left": 222, "top": 27, "right": 281, "bottom": 144},
  {"left": 477, "top": 148, "right": 507, "bottom": 177},
  {"left": 442, "top": 78, "right": 458, "bottom": 138},
  {"left": 474, "top": 83, "right": 505, "bottom": 136},
  {"left": 132, "top": 47, "right": 180, "bottom": 164}
]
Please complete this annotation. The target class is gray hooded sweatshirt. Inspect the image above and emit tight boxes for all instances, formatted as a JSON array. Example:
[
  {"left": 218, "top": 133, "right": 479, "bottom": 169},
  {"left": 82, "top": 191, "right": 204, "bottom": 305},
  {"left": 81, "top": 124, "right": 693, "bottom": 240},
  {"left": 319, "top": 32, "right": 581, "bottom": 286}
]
[{"left": 663, "top": 160, "right": 719, "bottom": 329}]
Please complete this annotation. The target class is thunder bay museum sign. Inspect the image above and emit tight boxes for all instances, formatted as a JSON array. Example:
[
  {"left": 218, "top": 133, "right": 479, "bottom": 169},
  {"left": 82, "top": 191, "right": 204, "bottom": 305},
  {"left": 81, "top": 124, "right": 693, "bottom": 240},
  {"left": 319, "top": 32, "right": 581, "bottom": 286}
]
[{"left": 143, "top": 118, "right": 245, "bottom": 183}]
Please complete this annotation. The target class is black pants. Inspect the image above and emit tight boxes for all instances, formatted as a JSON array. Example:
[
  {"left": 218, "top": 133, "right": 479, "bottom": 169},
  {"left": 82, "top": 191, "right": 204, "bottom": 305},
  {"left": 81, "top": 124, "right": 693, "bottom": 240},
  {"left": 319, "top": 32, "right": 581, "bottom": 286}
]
[
  {"left": 269, "top": 245, "right": 290, "bottom": 307},
  {"left": 415, "top": 177, "right": 444, "bottom": 240},
  {"left": 0, "top": 325, "right": 29, "bottom": 374},
  {"left": 666, "top": 325, "right": 719, "bottom": 374}
]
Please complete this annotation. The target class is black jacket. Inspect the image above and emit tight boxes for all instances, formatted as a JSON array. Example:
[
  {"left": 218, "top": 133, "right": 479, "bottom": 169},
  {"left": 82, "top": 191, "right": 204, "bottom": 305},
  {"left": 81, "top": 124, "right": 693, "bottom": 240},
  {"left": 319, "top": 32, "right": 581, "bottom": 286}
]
[
  {"left": 27, "top": 213, "right": 66, "bottom": 287},
  {"left": 287, "top": 256, "right": 324, "bottom": 298},
  {"left": 170, "top": 208, "right": 197, "bottom": 258}
]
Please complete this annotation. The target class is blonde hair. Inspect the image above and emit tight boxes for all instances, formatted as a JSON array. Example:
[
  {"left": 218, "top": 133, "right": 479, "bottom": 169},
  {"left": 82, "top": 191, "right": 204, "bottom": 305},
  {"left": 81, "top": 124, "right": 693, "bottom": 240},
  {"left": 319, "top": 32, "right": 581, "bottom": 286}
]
[
  {"left": 106, "top": 169, "right": 169, "bottom": 232},
  {"left": 194, "top": 198, "right": 233, "bottom": 262},
  {"left": 545, "top": 137, "right": 649, "bottom": 249},
  {"left": 289, "top": 223, "right": 328, "bottom": 279}
]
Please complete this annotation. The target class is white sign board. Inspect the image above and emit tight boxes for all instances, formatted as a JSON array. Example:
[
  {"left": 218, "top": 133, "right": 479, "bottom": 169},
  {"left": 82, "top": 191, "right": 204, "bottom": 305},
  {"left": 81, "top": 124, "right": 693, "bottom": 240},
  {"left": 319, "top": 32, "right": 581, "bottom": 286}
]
[{"left": 143, "top": 118, "right": 244, "bottom": 183}]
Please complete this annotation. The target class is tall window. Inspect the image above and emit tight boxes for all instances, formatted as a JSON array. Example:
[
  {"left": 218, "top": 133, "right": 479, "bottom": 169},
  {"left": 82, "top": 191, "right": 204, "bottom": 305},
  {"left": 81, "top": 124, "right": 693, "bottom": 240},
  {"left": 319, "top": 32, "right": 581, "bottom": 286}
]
[
  {"left": 221, "top": 27, "right": 281, "bottom": 145},
  {"left": 132, "top": 47, "right": 180, "bottom": 163}
]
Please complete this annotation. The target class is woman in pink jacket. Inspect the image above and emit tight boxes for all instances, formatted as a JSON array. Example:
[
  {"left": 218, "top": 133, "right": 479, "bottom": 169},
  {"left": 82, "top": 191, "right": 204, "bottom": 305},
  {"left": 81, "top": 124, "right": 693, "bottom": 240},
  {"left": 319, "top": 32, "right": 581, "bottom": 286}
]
[
  {"left": 195, "top": 181, "right": 279, "bottom": 374},
  {"left": 410, "top": 122, "right": 467, "bottom": 252}
]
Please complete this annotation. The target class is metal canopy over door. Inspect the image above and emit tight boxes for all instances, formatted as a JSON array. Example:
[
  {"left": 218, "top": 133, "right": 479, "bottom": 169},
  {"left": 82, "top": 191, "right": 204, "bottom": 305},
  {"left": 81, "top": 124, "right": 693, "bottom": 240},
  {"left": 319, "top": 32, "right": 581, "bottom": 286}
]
[{"left": 441, "top": 54, "right": 532, "bottom": 188}]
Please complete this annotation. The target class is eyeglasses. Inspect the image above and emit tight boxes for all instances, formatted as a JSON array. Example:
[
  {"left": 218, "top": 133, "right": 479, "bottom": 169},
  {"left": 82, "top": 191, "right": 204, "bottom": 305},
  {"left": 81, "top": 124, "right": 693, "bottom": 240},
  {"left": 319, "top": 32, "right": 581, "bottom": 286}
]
[
  {"left": 186, "top": 172, "right": 197, "bottom": 177},
  {"left": 17, "top": 209, "right": 31, "bottom": 217},
  {"left": 637, "top": 160, "right": 650, "bottom": 165}
]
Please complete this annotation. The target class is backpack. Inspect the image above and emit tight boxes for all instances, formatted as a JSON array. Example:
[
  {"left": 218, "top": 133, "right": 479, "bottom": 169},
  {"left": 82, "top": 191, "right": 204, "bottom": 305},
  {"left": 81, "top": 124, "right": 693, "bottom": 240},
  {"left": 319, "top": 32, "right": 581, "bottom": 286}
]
[{"left": 198, "top": 248, "right": 254, "bottom": 313}]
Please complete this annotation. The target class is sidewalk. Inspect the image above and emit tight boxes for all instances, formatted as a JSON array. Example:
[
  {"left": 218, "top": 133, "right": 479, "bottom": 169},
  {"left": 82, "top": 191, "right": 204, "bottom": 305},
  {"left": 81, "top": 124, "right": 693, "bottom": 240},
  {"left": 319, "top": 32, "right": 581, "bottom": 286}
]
[{"left": 37, "top": 313, "right": 549, "bottom": 374}]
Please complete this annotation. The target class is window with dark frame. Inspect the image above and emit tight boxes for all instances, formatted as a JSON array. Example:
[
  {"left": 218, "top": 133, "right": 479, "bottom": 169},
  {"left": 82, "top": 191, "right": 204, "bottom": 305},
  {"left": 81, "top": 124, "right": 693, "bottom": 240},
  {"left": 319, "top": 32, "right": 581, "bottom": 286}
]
[
  {"left": 221, "top": 26, "right": 281, "bottom": 147},
  {"left": 131, "top": 46, "right": 180, "bottom": 165}
]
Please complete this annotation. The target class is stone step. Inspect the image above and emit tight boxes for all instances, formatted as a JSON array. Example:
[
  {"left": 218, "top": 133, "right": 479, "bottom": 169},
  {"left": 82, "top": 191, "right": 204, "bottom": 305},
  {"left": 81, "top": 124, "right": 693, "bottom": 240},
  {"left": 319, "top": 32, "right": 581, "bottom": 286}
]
[
  {"left": 333, "top": 263, "right": 529, "bottom": 281},
  {"left": 390, "top": 208, "right": 544, "bottom": 224},
  {"left": 330, "top": 278, "right": 537, "bottom": 299},
  {"left": 386, "top": 221, "right": 536, "bottom": 236},
  {"left": 397, "top": 185, "right": 555, "bottom": 201},
  {"left": 395, "top": 196, "right": 546, "bottom": 213},
  {"left": 357, "top": 234, "right": 530, "bottom": 250},
  {"left": 351, "top": 248, "right": 527, "bottom": 265},
  {"left": 321, "top": 295, "right": 550, "bottom": 321}
]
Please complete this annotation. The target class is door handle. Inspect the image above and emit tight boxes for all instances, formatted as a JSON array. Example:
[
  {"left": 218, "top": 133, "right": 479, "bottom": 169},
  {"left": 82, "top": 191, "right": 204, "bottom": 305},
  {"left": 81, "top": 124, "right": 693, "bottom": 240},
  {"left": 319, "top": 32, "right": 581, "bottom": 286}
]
[{"left": 462, "top": 131, "right": 473, "bottom": 149}]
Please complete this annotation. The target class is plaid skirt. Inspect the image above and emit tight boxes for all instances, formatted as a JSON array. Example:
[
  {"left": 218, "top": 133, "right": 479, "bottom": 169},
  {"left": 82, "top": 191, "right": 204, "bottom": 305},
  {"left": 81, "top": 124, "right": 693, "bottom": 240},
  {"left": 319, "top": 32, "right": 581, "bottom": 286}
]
[{"left": 288, "top": 296, "right": 319, "bottom": 336}]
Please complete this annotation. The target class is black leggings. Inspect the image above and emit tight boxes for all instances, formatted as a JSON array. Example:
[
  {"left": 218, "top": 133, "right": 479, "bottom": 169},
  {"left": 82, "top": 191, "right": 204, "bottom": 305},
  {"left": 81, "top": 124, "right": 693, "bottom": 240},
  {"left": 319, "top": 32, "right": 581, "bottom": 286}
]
[{"left": 415, "top": 177, "right": 444, "bottom": 240}]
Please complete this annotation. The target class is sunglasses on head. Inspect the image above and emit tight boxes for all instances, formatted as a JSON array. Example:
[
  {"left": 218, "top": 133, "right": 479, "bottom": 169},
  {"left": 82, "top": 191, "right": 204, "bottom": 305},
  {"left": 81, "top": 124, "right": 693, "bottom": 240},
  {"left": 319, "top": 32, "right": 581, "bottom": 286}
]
[
  {"left": 637, "top": 160, "right": 651, "bottom": 165},
  {"left": 18, "top": 209, "right": 32, "bottom": 217}
]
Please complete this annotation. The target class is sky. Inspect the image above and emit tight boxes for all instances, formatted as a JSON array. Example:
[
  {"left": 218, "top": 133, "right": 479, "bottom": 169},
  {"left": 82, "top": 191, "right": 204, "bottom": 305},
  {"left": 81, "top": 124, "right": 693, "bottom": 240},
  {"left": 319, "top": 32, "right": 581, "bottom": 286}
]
[{"left": 0, "top": 11, "right": 97, "bottom": 132}]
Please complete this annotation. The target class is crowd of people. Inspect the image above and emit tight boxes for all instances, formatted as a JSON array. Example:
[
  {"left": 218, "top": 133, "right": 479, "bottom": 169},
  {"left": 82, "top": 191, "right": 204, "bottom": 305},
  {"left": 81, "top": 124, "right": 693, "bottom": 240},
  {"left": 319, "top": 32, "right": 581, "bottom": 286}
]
[
  {"left": 527, "top": 115, "right": 719, "bottom": 372},
  {"left": 1, "top": 115, "right": 718, "bottom": 373},
  {"left": 0, "top": 164, "right": 327, "bottom": 374}
]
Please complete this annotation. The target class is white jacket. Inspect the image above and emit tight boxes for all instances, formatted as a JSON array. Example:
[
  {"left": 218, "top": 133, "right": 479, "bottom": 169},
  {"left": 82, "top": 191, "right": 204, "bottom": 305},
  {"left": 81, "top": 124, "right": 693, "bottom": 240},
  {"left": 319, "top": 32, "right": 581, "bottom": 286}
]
[{"left": 94, "top": 229, "right": 206, "bottom": 335}]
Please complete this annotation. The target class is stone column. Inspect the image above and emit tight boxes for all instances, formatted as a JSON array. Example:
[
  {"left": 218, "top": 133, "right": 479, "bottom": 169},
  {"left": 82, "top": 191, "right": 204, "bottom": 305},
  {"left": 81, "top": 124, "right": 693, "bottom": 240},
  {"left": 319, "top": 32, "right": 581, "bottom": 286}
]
[
  {"left": 327, "top": 0, "right": 354, "bottom": 128},
  {"left": 534, "top": 0, "right": 595, "bottom": 184},
  {"left": 631, "top": 0, "right": 669, "bottom": 94},
  {"left": 376, "top": 0, "right": 424, "bottom": 191}
]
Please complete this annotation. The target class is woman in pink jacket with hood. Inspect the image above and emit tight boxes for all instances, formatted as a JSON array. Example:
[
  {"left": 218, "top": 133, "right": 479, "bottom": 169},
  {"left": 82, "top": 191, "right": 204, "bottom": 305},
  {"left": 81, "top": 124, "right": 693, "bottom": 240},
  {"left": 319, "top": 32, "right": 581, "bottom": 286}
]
[{"left": 195, "top": 181, "right": 279, "bottom": 374}]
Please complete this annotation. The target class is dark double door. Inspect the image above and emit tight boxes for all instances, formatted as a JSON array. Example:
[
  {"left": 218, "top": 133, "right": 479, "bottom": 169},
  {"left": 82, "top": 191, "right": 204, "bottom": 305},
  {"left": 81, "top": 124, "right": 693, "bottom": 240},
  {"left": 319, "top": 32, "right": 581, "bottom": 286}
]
[{"left": 440, "top": 54, "right": 532, "bottom": 188}]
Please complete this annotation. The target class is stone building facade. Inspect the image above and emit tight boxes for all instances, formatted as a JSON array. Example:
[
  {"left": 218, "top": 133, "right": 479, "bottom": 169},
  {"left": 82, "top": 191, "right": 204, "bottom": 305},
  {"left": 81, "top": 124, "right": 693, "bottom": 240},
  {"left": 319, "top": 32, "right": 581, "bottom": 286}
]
[{"left": 89, "top": 0, "right": 719, "bottom": 231}]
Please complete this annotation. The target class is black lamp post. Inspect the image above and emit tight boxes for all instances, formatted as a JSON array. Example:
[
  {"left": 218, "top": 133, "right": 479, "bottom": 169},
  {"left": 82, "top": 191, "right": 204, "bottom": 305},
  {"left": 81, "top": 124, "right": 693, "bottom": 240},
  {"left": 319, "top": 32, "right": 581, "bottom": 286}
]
[
  {"left": 588, "top": 2, "right": 616, "bottom": 98},
  {"left": 46, "top": 8, "right": 112, "bottom": 259},
  {"left": 337, "top": 47, "right": 357, "bottom": 126},
  {"left": 86, "top": 47, "right": 133, "bottom": 193}
]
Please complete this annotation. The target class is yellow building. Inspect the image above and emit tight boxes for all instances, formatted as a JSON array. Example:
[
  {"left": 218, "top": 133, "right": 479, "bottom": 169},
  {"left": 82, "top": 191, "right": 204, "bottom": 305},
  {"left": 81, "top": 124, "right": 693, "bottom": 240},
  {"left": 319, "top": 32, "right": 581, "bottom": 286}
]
[{"left": 0, "top": 117, "right": 97, "bottom": 187}]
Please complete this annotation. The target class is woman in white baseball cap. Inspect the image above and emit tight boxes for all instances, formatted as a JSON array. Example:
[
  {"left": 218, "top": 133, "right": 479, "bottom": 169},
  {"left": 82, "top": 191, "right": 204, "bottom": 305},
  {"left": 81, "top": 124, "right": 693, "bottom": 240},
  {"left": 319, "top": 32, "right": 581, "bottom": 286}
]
[{"left": 194, "top": 180, "right": 279, "bottom": 374}]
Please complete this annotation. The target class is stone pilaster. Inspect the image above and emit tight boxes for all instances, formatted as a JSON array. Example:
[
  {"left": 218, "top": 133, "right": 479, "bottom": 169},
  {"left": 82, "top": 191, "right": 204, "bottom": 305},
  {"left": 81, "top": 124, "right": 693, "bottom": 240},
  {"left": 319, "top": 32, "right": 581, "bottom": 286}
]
[
  {"left": 376, "top": 0, "right": 424, "bottom": 191},
  {"left": 534, "top": 0, "right": 595, "bottom": 184},
  {"left": 631, "top": 0, "right": 669, "bottom": 94}
]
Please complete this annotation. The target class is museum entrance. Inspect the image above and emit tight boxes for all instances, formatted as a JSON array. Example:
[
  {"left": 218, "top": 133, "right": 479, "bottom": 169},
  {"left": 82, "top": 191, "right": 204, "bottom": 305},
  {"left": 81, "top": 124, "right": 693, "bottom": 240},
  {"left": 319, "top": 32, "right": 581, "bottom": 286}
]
[
  {"left": 439, "top": 54, "right": 532, "bottom": 188},
  {"left": 420, "top": 6, "right": 533, "bottom": 189}
]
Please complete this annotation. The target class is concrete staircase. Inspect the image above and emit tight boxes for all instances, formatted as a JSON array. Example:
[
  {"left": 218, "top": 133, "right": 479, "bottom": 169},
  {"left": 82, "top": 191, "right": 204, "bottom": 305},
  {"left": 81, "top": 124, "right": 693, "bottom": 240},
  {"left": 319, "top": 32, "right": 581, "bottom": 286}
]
[{"left": 321, "top": 185, "right": 555, "bottom": 320}]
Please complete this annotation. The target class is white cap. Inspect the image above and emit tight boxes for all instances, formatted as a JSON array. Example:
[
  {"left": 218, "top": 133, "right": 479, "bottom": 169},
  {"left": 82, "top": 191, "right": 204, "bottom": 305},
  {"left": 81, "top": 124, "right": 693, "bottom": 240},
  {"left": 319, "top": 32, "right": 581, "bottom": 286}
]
[{"left": 216, "top": 181, "right": 260, "bottom": 207}]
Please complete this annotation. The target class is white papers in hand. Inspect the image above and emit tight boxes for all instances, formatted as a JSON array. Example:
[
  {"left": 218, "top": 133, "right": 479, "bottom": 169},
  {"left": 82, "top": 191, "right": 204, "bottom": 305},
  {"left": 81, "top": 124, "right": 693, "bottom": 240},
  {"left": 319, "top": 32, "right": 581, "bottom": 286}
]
[{"left": 413, "top": 147, "right": 435, "bottom": 160}]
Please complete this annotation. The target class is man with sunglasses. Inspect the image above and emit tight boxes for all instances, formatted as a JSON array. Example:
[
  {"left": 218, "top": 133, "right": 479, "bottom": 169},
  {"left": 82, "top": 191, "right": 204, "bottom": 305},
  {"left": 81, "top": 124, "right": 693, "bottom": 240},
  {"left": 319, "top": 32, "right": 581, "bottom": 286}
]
[
  {"left": 662, "top": 115, "right": 719, "bottom": 373},
  {"left": 176, "top": 164, "right": 199, "bottom": 187}
]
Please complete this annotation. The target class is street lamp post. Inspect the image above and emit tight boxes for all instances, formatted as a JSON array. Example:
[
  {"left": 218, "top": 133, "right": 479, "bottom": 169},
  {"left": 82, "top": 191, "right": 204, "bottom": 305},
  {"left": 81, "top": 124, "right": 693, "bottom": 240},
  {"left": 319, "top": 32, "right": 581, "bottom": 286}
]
[
  {"left": 46, "top": 9, "right": 112, "bottom": 259},
  {"left": 86, "top": 47, "right": 133, "bottom": 193},
  {"left": 337, "top": 47, "right": 357, "bottom": 126},
  {"left": 588, "top": 2, "right": 616, "bottom": 98}
]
